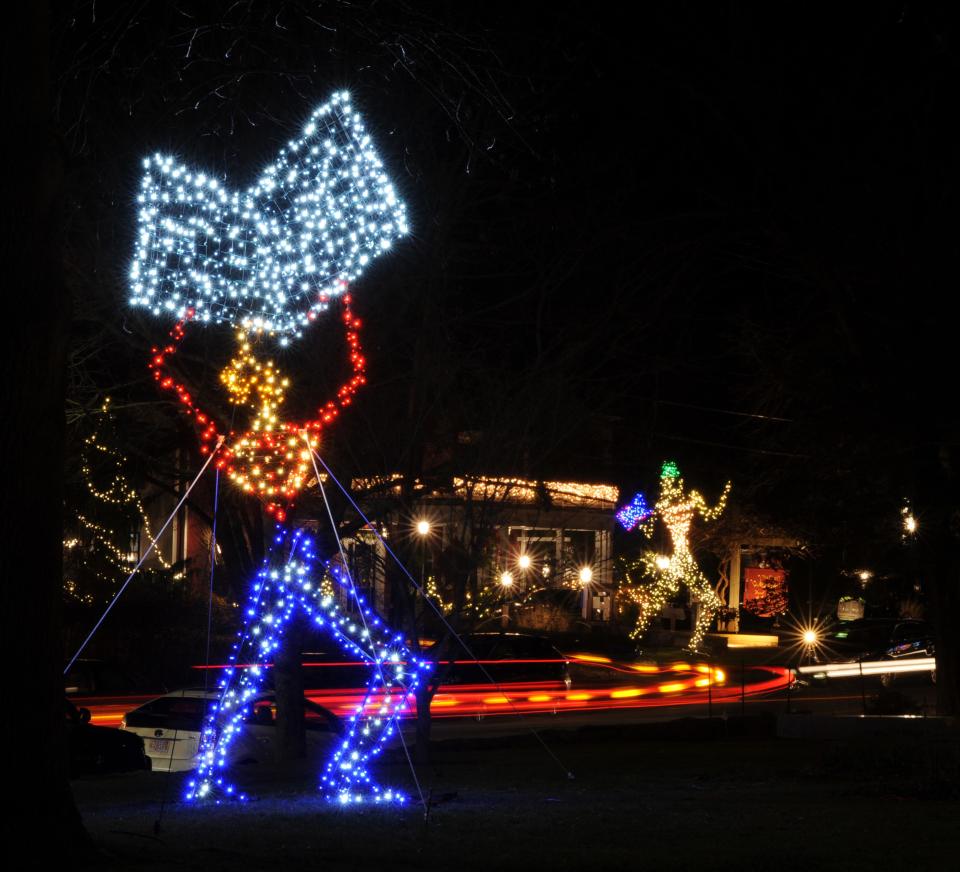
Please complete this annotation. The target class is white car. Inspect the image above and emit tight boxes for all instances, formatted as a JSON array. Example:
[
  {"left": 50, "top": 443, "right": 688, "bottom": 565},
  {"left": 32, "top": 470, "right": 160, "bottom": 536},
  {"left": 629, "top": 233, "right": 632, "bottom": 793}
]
[{"left": 120, "top": 689, "right": 343, "bottom": 772}]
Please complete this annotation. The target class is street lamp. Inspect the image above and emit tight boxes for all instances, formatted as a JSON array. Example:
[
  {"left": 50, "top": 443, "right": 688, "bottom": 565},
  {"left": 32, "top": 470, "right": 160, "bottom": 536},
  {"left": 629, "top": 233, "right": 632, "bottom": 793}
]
[
  {"left": 799, "top": 623, "right": 821, "bottom": 665},
  {"left": 517, "top": 553, "right": 532, "bottom": 571},
  {"left": 499, "top": 571, "right": 514, "bottom": 629},
  {"left": 414, "top": 519, "right": 431, "bottom": 622},
  {"left": 578, "top": 566, "right": 594, "bottom": 623}
]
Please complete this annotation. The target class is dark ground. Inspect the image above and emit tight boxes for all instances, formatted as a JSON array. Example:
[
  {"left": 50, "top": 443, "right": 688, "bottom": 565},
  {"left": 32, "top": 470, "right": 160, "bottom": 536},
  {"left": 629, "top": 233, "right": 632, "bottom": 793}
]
[{"left": 72, "top": 717, "right": 960, "bottom": 872}]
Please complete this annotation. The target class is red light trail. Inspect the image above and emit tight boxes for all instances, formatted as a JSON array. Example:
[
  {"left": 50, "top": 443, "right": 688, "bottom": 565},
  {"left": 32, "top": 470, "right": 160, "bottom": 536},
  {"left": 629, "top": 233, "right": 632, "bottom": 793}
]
[{"left": 72, "top": 658, "right": 791, "bottom": 727}]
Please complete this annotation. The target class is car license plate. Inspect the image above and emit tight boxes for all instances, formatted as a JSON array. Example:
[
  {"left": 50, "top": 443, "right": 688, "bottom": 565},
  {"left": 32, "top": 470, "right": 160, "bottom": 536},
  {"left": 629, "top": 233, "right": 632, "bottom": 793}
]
[{"left": 149, "top": 739, "right": 171, "bottom": 753}]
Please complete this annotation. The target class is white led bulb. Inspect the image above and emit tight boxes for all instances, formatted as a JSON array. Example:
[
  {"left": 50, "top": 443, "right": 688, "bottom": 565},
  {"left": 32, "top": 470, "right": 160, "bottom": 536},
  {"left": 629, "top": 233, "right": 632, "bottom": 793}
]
[{"left": 130, "top": 91, "right": 408, "bottom": 339}]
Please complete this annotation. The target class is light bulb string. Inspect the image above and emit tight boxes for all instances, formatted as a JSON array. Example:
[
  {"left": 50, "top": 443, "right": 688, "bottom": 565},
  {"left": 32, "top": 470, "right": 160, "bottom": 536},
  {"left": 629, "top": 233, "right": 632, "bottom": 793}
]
[
  {"left": 307, "top": 436, "right": 426, "bottom": 811},
  {"left": 64, "top": 437, "right": 225, "bottom": 676},
  {"left": 148, "top": 296, "right": 367, "bottom": 519},
  {"left": 204, "top": 525, "right": 311, "bottom": 735},
  {"left": 310, "top": 447, "right": 576, "bottom": 781}
]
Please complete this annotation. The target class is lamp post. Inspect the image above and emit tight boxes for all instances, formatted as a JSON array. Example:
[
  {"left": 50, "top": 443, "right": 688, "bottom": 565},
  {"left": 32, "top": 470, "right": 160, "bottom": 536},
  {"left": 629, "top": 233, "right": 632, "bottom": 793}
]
[
  {"left": 801, "top": 626, "right": 819, "bottom": 665},
  {"left": 579, "top": 565, "right": 593, "bottom": 620},
  {"left": 415, "top": 519, "right": 431, "bottom": 625},
  {"left": 500, "top": 571, "right": 514, "bottom": 628}
]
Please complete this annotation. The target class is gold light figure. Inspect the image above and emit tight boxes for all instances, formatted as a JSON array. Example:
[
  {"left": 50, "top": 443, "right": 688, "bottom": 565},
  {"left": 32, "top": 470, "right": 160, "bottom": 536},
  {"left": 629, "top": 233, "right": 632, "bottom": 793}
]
[
  {"left": 626, "top": 461, "right": 731, "bottom": 652},
  {"left": 219, "top": 330, "right": 316, "bottom": 504}
]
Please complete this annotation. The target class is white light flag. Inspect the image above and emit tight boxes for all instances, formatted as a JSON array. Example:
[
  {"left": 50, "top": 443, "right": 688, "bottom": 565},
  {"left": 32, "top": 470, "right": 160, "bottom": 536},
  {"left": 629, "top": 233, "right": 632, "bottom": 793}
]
[{"left": 129, "top": 91, "right": 408, "bottom": 343}]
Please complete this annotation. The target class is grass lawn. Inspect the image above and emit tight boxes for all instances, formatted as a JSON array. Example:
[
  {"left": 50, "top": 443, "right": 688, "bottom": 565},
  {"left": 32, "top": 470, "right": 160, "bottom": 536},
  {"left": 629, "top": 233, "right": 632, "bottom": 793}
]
[{"left": 76, "top": 718, "right": 960, "bottom": 871}]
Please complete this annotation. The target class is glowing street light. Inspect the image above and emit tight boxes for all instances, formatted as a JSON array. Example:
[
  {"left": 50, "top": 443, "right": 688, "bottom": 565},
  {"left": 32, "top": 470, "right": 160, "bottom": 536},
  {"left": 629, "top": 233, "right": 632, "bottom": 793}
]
[
  {"left": 578, "top": 566, "right": 593, "bottom": 585},
  {"left": 518, "top": 554, "right": 532, "bottom": 571},
  {"left": 500, "top": 571, "right": 514, "bottom": 588},
  {"left": 796, "top": 621, "right": 825, "bottom": 664},
  {"left": 414, "top": 519, "right": 432, "bottom": 620}
]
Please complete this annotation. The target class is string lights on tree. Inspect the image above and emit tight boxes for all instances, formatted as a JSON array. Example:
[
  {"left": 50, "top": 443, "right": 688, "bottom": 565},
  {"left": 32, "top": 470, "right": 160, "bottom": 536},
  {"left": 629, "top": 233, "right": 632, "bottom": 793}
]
[
  {"left": 617, "top": 461, "right": 731, "bottom": 651},
  {"left": 129, "top": 92, "right": 414, "bottom": 804},
  {"left": 65, "top": 400, "right": 170, "bottom": 603}
]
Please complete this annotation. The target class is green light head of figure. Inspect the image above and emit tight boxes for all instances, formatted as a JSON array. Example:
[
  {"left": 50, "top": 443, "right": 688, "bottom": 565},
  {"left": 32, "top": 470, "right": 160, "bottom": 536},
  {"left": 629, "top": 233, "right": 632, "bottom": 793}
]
[{"left": 660, "top": 460, "right": 680, "bottom": 480}]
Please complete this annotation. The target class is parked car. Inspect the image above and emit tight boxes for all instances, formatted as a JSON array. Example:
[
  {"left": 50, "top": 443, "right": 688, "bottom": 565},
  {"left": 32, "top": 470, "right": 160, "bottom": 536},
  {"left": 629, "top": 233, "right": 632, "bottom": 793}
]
[
  {"left": 813, "top": 619, "right": 936, "bottom": 686},
  {"left": 824, "top": 619, "right": 934, "bottom": 661},
  {"left": 66, "top": 698, "right": 150, "bottom": 777},
  {"left": 121, "top": 689, "right": 343, "bottom": 772},
  {"left": 426, "top": 632, "right": 572, "bottom": 690}
]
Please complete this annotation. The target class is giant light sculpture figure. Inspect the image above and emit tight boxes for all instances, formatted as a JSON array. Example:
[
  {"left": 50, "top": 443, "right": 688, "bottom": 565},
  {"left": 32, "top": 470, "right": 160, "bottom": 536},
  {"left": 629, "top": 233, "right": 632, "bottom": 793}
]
[
  {"left": 617, "top": 461, "right": 731, "bottom": 651},
  {"left": 130, "top": 92, "right": 427, "bottom": 804}
]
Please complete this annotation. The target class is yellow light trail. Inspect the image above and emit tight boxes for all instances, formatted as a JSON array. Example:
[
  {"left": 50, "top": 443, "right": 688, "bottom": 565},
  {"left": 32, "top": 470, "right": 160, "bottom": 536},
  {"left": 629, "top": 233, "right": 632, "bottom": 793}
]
[
  {"left": 657, "top": 682, "right": 688, "bottom": 693},
  {"left": 570, "top": 653, "right": 612, "bottom": 664}
]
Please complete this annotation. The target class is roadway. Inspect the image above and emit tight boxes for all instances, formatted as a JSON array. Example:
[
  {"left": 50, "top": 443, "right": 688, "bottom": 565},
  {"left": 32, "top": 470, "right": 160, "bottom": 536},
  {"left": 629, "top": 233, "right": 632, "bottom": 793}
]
[{"left": 72, "top": 653, "right": 938, "bottom": 737}]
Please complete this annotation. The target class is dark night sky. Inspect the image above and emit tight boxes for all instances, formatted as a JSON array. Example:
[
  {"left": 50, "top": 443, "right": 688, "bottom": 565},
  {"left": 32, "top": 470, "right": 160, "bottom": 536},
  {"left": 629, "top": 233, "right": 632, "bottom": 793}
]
[{"left": 52, "top": 2, "right": 956, "bottom": 578}]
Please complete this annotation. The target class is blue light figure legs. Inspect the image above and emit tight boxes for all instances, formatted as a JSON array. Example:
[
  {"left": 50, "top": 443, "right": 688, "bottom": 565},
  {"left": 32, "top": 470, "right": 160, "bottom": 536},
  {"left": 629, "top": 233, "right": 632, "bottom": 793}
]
[{"left": 186, "top": 527, "right": 427, "bottom": 804}]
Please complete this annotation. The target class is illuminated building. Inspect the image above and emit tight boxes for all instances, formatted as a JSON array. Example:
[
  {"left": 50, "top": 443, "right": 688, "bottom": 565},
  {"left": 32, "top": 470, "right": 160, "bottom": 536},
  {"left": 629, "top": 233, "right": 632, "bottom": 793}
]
[{"left": 341, "top": 474, "right": 620, "bottom": 628}]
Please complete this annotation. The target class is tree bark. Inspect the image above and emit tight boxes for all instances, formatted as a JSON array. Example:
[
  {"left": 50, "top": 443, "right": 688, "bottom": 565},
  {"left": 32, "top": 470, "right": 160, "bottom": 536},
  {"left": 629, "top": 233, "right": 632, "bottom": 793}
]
[
  {"left": 273, "top": 619, "right": 307, "bottom": 761},
  {"left": 2, "top": 2, "right": 92, "bottom": 858}
]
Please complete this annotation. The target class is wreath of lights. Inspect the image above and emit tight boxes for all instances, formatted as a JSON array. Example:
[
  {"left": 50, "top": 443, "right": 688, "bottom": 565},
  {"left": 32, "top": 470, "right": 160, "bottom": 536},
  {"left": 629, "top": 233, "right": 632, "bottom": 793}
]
[
  {"left": 617, "top": 462, "right": 731, "bottom": 651},
  {"left": 129, "top": 92, "right": 415, "bottom": 804}
]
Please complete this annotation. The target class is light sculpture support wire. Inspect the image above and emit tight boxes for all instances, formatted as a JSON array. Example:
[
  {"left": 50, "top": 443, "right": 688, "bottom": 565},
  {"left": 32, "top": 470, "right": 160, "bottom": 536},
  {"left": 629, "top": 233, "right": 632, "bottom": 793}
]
[
  {"left": 122, "top": 92, "right": 423, "bottom": 806},
  {"left": 187, "top": 526, "right": 429, "bottom": 805}
]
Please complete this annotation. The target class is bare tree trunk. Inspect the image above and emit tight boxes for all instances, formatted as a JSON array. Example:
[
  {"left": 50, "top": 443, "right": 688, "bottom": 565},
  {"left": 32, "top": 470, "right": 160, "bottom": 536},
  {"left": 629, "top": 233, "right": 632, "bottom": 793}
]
[
  {"left": 274, "top": 618, "right": 307, "bottom": 761},
  {"left": 414, "top": 681, "right": 435, "bottom": 765},
  {"left": 2, "top": 1, "right": 91, "bottom": 857}
]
